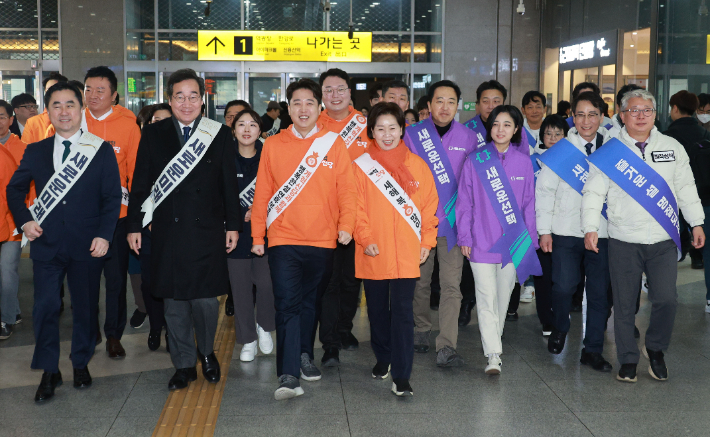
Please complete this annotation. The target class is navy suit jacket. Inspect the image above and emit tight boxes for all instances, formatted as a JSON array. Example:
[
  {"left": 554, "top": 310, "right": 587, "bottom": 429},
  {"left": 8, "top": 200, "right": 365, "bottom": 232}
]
[{"left": 6, "top": 135, "right": 122, "bottom": 261}]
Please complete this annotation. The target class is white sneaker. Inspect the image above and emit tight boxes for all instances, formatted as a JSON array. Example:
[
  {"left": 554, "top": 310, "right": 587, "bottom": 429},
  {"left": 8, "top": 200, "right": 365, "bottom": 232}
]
[
  {"left": 257, "top": 324, "right": 274, "bottom": 354},
  {"left": 485, "top": 353, "right": 502, "bottom": 375},
  {"left": 240, "top": 340, "right": 257, "bottom": 362},
  {"left": 520, "top": 285, "right": 534, "bottom": 303},
  {"left": 641, "top": 274, "right": 648, "bottom": 293},
  {"left": 705, "top": 300, "right": 710, "bottom": 314}
]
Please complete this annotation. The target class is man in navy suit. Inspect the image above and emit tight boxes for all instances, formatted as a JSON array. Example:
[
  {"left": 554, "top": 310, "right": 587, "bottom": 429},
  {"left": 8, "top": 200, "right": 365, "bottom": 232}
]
[{"left": 6, "top": 82, "right": 121, "bottom": 403}]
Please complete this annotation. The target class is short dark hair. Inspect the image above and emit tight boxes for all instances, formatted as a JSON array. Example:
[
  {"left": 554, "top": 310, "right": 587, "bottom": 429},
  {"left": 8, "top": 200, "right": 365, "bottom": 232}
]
[
  {"left": 319, "top": 68, "right": 349, "bottom": 86},
  {"left": 669, "top": 90, "right": 699, "bottom": 116},
  {"left": 556, "top": 100, "right": 571, "bottom": 116},
  {"left": 522, "top": 91, "right": 546, "bottom": 107},
  {"left": 167, "top": 69, "right": 205, "bottom": 98},
  {"left": 485, "top": 105, "right": 523, "bottom": 144},
  {"left": 404, "top": 109, "right": 419, "bottom": 123},
  {"left": 42, "top": 72, "right": 68, "bottom": 89},
  {"left": 572, "top": 82, "right": 600, "bottom": 100},
  {"left": 45, "top": 81, "right": 83, "bottom": 108},
  {"left": 428, "top": 80, "right": 461, "bottom": 102},
  {"left": 539, "top": 114, "right": 569, "bottom": 139},
  {"left": 279, "top": 101, "right": 288, "bottom": 112},
  {"left": 84, "top": 66, "right": 118, "bottom": 94},
  {"left": 416, "top": 95, "right": 430, "bottom": 111},
  {"left": 68, "top": 80, "right": 84, "bottom": 94},
  {"left": 0, "top": 100, "right": 13, "bottom": 118},
  {"left": 476, "top": 80, "right": 507, "bottom": 102},
  {"left": 225, "top": 99, "right": 251, "bottom": 115},
  {"left": 148, "top": 103, "right": 172, "bottom": 122},
  {"left": 382, "top": 80, "right": 410, "bottom": 98},
  {"left": 616, "top": 84, "right": 643, "bottom": 108},
  {"left": 369, "top": 83, "right": 383, "bottom": 101},
  {"left": 699, "top": 93, "right": 710, "bottom": 108},
  {"left": 10, "top": 93, "right": 35, "bottom": 108},
  {"left": 367, "top": 102, "right": 406, "bottom": 140},
  {"left": 136, "top": 104, "right": 154, "bottom": 128},
  {"left": 231, "top": 108, "right": 263, "bottom": 133},
  {"left": 114, "top": 93, "right": 120, "bottom": 105},
  {"left": 572, "top": 91, "right": 605, "bottom": 114},
  {"left": 286, "top": 78, "right": 322, "bottom": 105}
]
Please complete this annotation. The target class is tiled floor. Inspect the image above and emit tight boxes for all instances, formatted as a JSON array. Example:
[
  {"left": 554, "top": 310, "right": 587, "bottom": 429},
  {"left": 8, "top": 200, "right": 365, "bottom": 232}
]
[{"left": 1, "top": 256, "right": 709, "bottom": 437}]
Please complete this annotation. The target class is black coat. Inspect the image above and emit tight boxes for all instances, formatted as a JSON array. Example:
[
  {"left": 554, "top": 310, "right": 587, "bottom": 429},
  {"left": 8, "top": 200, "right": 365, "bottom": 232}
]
[
  {"left": 663, "top": 116, "right": 710, "bottom": 152},
  {"left": 229, "top": 143, "right": 265, "bottom": 259},
  {"left": 127, "top": 116, "right": 242, "bottom": 300},
  {"left": 9, "top": 118, "right": 21, "bottom": 138}
]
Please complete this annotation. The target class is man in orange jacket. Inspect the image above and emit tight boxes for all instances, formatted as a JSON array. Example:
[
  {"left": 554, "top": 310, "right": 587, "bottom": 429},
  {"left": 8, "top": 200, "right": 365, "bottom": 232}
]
[
  {"left": 0, "top": 100, "right": 22, "bottom": 340},
  {"left": 251, "top": 79, "right": 357, "bottom": 400},
  {"left": 21, "top": 72, "right": 68, "bottom": 145},
  {"left": 83, "top": 66, "right": 140, "bottom": 358},
  {"left": 314, "top": 68, "right": 371, "bottom": 367}
]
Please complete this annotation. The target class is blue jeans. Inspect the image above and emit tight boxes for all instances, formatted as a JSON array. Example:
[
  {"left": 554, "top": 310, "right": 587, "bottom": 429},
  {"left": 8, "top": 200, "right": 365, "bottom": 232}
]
[
  {"left": 0, "top": 241, "right": 22, "bottom": 324},
  {"left": 704, "top": 206, "right": 710, "bottom": 300}
]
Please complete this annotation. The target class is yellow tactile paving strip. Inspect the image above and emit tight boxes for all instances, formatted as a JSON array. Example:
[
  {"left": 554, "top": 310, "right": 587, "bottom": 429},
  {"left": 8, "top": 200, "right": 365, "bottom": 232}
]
[{"left": 153, "top": 296, "right": 236, "bottom": 437}]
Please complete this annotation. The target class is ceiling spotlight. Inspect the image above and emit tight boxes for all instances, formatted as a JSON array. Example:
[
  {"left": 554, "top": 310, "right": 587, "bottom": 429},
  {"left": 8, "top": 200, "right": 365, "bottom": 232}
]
[{"left": 205, "top": 0, "right": 212, "bottom": 16}]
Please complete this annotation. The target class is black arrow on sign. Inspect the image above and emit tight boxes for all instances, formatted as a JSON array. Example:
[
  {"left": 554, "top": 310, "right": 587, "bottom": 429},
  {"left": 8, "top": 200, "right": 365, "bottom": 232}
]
[{"left": 206, "top": 36, "right": 225, "bottom": 55}]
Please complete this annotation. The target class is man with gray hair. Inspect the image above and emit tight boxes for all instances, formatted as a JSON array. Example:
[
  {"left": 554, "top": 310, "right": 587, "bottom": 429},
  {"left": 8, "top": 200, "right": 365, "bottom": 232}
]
[{"left": 581, "top": 89, "right": 705, "bottom": 383}]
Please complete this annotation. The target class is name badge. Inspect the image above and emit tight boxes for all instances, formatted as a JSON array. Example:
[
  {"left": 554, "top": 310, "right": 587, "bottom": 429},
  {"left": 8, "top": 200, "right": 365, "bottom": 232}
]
[{"left": 651, "top": 151, "right": 675, "bottom": 162}]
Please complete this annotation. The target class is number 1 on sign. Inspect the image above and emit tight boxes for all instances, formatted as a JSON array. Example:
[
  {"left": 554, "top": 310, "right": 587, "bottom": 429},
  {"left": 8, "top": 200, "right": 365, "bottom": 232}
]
[{"left": 233, "top": 36, "right": 253, "bottom": 55}]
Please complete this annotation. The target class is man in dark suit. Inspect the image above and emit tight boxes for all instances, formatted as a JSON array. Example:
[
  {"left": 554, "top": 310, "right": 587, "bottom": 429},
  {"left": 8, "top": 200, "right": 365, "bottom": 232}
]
[
  {"left": 9, "top": 93, "right": 38, "bottom": 138},
  {"left": 127, "top": 69, "right": 241, "bottom": 391},
  {"left": 7, "top": 82, "right": 122, "bottom": 403}
]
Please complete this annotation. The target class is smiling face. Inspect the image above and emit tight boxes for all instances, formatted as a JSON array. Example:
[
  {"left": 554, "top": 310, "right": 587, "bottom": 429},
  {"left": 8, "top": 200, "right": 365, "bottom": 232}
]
[
  {"left": 47, "top": 89, "right": 82, "bottom": 137},
  {"left": 84, "top": 76, "right": 117, "bottom": 117},
  {"left": 322, "top": 76, "right": 351, "bottom": 114},
  {"left": 490, "top": 111, "right": 518, "bottom": 148},
  {"left": 522, "top": 96, "right": 545, "bottom": 127},
  {"left": 169, "top": 79, "right": 202, "bottom": 126},
  {"left": 573, "top": 100, "right": 602, "bottom": 143},
  {"left": 428, "top": 86, "right": 458, "bottom": 127},
  {"left": 288, "top": 88, "right": 321, "bottom": 133},
  {"left": 233, "top": 113, "right": 261, "bottom": 147},
  {"left": 373, "top": 113, "right": 402, "bottom": 151},
  {"left": 384, "top": 87, "right": 409, "bottom": 112},
  {"left": 542, "top": 126, "right": 565, "bottom": 148},
  {"left": 620, "top": 96, "right": 656, "bottom": 140},
  {"left": 0, "top": 106, "right": 13, "bottom": 137},
  {"left": 477, "top": 89, "right": 504, "bottom": 122}
]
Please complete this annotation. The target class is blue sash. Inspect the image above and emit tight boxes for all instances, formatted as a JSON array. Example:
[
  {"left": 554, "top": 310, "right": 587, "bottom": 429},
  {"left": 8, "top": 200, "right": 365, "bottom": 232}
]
[
  {"left": 531, "top": 153, "right": 542, "bottom": 182},
  {"left": 538, "top": 138, "right": 607, "bottom": 219},
  {"left": 464, "top": 114, "right": 488, "bottom": 148},
  {"left": 587, "top": 138, "right": 681, "bottom": 249},
  {"left": 470, "top": 144, "right": 542, "bottom": 279},
  {"left": 524, "top": 126, "right": 537, "bottom": 148},
  {"left": 404, "top": 117, "right": 458, "bottom": 250}
]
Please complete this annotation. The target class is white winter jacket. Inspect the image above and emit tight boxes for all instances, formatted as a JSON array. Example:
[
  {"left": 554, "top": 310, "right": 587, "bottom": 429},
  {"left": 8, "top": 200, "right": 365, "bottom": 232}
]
[
  {"left": 536, "top": 128, "right": 610, "bottom": 238},
  {"left": 581, "top": 127, "right": 704, "bottom": 244}
]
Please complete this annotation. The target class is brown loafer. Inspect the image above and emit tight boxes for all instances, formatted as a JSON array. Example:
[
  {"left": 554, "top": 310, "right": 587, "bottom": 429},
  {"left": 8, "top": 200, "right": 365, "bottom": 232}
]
[{"left": 106, "top": 337, "right": 126, "bottom": 359}]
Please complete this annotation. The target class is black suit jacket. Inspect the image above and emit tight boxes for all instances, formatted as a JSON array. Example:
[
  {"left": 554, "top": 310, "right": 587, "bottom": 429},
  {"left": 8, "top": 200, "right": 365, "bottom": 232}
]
[
  {"left": 6, "top": 135, "right": 122, "bottom": 261},
  {"left": 9, "top": 118, "right": 21, "bottom": 139},
  {"left": 127, "top": 117, "right": 242, "bottom": 300}
]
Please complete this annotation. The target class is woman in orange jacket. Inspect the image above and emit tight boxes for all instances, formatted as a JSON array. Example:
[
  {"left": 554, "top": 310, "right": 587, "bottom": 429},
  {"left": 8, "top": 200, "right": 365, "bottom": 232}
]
[{"left": 353, "top": 103, "right": 438, "bottom": 397}]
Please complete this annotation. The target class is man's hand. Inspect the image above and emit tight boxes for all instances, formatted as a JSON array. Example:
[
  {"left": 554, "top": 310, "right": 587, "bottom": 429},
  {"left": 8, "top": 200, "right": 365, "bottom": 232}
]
[
  {"left": 540, "top": 234, "right": 553, "bottom": 253},
  {"left": 338, "top": 231, "right": 352, "bottom": 245},
  {"left": 364, "top": 243, "right": 379, "bottom": 257},
  {"left": 127, "top": 232, "right": 141, "bottom": 255},
  {"left": 251, "top": 244, "right": 265, "bottom": 256},
  {"left": 90, "top": 237, "right": 109, "bottom": 258},
  {"left": 244, "top": 206, "right": 253, "bottom": 222},
  {"left": 226, "top": 231, "right": 238, "bottom": 253},
  {"left": 420, "top": 247, "right": 430, "bottom": 264},
  {"left": 692, "top": 226, "right": 706, "bottom": 249},
  {"left": 584, "top": 232, "right": 599, "bottom": 253},
  {"left": 460, "top": 246, "right": 471, "bottom": 259},
  {"left": 23, "top": 221, "right": 43, "bottom": 241}
]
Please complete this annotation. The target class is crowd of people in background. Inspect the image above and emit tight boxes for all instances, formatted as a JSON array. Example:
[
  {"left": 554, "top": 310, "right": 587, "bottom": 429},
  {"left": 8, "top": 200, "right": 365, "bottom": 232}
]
[{"left": 0, "top": 65, "right": 708, "bottom": 403}]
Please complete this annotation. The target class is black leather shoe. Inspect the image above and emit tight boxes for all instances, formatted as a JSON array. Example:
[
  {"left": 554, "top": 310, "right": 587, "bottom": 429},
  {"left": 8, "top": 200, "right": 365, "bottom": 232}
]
[
  {"left": 580, "top": 348, "right": 612, "bottom": 372},
  {"left": 225, "top": 295, "right": 235, "bottom": 316},
  {"left": 73, "top": 367, "right": 92, "bottom": 389},
  {"left": 617, "top": 363, "right": 637, "bottom": 383},
  {"left": 321, "top": 347, "right": 340, "bottom": 367},
  {"left": 35, "top": 371, "right": 62, "bottom": 403},
  {"left": 548, "top": 329, "right": 566, "bottom": 354},
  {"left": 198, "top": 352, "right": 221, "bottom": 383},
  {"left": 691, "top": 257, "right": 704, "bottom": 270},
  {"left": 148, "top": 330, "right": 161, "bottom": 351},
  {"left": 340, "top": 332, "right": 359, "bottom": 351},
  {"left": 458, "top": 301, "right": 474, "bottom": 327},
  {"left": 646, "top": 348, "right": 668, "bottom": 381},
  {"left": 168, "top": 367, "right": 198, "bottom": 390}
]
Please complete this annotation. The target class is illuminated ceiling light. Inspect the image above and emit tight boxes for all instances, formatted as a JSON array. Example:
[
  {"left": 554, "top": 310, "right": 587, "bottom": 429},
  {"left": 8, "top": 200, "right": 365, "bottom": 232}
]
[{"left": 630, "top": 44, "right": 635, "bottom": 47}]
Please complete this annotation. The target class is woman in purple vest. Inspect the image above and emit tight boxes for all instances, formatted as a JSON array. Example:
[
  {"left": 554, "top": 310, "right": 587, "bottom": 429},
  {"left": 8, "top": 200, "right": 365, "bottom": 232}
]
[{"left": 456, "top": 105, "right": 538, "bottom": 375}]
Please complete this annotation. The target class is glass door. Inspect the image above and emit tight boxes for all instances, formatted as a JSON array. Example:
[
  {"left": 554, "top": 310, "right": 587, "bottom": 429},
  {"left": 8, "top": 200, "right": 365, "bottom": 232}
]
[
  {"left": 204, "top": 73, "right": 240, "bottom": 125},
  {"left": 246, "top": 73, "right": 283, "bottom": 117},
  {"left": 1, "top": 71, "right": 38, "bottom": 104}
]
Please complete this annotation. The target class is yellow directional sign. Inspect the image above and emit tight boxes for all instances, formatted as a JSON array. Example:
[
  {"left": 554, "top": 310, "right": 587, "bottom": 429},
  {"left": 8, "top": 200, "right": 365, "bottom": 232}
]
[{"left": 197, "top": 31, "right": 372, "bottom": 62}]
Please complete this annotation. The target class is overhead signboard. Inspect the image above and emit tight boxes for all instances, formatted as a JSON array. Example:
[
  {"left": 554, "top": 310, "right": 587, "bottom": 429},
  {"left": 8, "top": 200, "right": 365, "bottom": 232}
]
[
  {"left": 558, "top": 30, "right": 618, "bottom": 71},
  {"left": 197, "top": 31, "right": 372, "bottom": 62}
]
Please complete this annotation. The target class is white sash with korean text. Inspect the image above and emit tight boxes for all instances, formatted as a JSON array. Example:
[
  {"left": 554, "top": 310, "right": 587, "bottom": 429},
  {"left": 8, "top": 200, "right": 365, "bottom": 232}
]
[
  {"left": 266, "top": 118, "right": 282, "bottom": 137},
  {"left": 266, "top": 131, "right": 338, "bottom": 228},
  {"left": 140, "top": 118, "right": 222, "bottom": 227},
  {"left": 339, "top": 112, "right": 368, "bottom": 149},
  {"left": 354, "top": 153, "right": 421, "bottom": 241},
  {"left": 22, "top": 131, "right": 103, "bottom": 247},
  {"left": 239, "top": 177, "right": 257, "bottom": 208}
]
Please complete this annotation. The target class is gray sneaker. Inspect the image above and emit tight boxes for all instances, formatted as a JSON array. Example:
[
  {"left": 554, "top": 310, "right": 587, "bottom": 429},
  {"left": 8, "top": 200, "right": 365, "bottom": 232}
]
[
  {"left": 300, "top": 353, "right": 322, "bottom": 381},
  {"left": 274, "top": 374, "right": 304, "bottom": 400},
  {"left": 436, "top": 345, "right": 464, "bottom": 367},
  {"left": 413, "top": 330, "right": 431, "bottom": 353}
]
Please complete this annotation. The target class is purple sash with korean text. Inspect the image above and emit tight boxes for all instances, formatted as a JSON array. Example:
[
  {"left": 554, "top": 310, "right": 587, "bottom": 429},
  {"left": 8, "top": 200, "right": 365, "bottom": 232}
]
[{"left": 464, "top": 114, "right": 488, "bottom": 148}]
